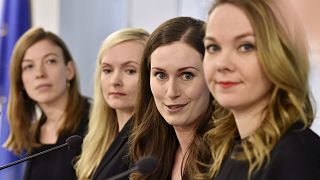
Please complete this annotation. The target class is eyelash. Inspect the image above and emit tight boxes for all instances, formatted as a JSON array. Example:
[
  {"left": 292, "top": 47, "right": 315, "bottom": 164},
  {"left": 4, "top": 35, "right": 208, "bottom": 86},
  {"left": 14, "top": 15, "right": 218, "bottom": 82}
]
[
  {"left": 205, "top": 44, "right": 221, "bottom": 54},
  {"left": 181, "top": 72, "right": 194, "bottom": 80},
  {"left": 205, "top": 43, "right": 256, "bottom": 54},
  {"left": 101, "top": 68, "right": 137, "bottom": 75},
  {"left": 153, "top": 71, "right": 194, "bottom": 80},
  {"left": 125, "top": 69, "right": 137, "bottom": 75},
  {"left": 22, "top": 64, "right": 33, "bottom": 71},
  {"left": 154, "top": 72, "right": 167, "bottom": 80},
  {"left": 238, "top": 43, "right": 256, "bottom": 52}
]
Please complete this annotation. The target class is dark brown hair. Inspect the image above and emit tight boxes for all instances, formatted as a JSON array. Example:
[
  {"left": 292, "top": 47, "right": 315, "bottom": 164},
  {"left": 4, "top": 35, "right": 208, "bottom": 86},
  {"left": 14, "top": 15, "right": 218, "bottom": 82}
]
[{"left": 129, "top": 17, "right": 213, "bottom": 180}]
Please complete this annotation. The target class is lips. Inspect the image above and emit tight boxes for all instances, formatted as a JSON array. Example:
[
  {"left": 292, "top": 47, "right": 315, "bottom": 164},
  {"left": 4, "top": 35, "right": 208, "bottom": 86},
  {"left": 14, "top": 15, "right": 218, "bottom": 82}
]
[
  {"left": 35, "top": 84, "right": 52, "bottom": 90},
  {"left": 165, "top": 103, "right": 188, "bottom": 112},
  {"left": 109, "top": 92, "right": 126, "bottom": 96},
  {"left": 216, "top": 81, "right": 239, "bottom": 88}
]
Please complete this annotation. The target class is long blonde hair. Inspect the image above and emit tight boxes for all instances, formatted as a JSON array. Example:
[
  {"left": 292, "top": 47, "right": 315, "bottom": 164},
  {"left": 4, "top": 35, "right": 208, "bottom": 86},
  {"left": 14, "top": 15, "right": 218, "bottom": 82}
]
[
  {"left": 205, "top": 0, "right": 314, "bottom": 178},
  {"left": 4, "top": 27, "right": 85, "bottom": 155},
  {"left": 76, "top": 28, "right": 149, "bottom": 180}
]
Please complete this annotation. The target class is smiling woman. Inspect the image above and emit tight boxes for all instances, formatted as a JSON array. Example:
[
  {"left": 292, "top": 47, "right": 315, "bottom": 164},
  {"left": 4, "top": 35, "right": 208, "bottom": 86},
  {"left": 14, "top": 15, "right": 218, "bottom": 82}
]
[
  {"left": 4, "top": 27, "right": 90, "bottom": 180},
  {"left": 129, "top": 16, "right": 214, "bottom": 180}
]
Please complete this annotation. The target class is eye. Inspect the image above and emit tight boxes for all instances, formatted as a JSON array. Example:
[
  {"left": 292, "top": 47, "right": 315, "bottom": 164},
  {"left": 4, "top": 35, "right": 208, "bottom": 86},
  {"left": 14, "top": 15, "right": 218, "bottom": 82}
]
[
  {"left": 154, "top": 72, "right": 167, "bottom": 80},
  {"left": 125, "top": 68, "right": 137, "bottom": 75},
  {"left": 238, "top": 43, "right": 255, "bottom": 52},
  {"left": 205, "top": 44, "right": 221, "bottom": 54},
  {"left": 22, "top": 64, "right": 34, "bottom": 71},
  {"left": 46, "top": 58, "right": 57, "bottom": 64},
  {"left": 181, "top": 72, "right": 194, "bottom": 80},
  {"left": 102, "top": 68, "right": 112, "bottom": 74}
]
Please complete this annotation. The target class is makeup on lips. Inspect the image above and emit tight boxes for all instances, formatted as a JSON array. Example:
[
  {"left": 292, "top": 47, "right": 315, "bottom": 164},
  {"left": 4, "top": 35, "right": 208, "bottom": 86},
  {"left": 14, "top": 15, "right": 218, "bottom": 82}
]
[{"left": 216, "top": 81, "right": 239, "bottom": 88}]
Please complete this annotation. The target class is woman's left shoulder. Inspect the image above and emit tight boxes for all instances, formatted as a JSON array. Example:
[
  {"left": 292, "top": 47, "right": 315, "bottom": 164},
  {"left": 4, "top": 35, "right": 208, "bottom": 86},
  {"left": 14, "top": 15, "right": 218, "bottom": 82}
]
[{"left": 272, "top": 124, "right": 320, "bottom": 163}]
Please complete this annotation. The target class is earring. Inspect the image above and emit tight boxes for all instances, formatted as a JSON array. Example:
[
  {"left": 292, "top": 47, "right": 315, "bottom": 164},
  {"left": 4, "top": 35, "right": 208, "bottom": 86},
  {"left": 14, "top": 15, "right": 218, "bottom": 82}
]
[{"left": 67, "top": 81, "right": 71, "bottom": 88}]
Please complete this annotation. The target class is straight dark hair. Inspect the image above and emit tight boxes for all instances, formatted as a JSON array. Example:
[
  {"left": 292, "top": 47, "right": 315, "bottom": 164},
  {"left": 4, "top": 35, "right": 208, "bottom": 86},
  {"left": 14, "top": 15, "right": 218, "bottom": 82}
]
[{"left": 129, "top": 17, "right": 213, "bottom": 180}]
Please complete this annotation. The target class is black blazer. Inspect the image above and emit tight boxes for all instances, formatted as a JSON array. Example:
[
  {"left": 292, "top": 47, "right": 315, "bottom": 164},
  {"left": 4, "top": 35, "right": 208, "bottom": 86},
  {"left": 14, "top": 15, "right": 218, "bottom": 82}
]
[
  {"left": 214, "top": 122, "right": 320, "bottom": 180},
  {"left": 24, "top": 98, "right": 91, "bottom": 180},
  {"left": 92, "top": 119, "right": 132, "bottom": 180}
]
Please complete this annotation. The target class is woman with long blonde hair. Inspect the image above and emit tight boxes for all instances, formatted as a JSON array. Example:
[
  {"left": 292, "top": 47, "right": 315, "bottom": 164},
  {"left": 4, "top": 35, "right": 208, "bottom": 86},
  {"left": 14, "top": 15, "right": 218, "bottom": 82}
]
[
  {"left": 203, "top": 0, "right": 320, "bottom": 179},
  {"left": 76, "top": 28, "right": 149, "bottom": 180}
]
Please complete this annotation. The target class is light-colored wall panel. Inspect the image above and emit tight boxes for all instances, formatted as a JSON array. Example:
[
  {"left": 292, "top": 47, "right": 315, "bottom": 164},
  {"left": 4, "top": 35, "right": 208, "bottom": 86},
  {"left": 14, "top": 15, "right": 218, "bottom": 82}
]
[
  {"left": 31, "top": 0, "right": 60, "bottom": 34},
  {"left": 60, "top": 0, "right": 128, "bottom": 97}
]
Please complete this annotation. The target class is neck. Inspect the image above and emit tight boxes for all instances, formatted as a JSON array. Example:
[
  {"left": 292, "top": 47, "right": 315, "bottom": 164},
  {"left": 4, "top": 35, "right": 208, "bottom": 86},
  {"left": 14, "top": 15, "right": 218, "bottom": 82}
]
[
  {"left": 38, "top": 92, "right": 68, "bottom": 124},
  {"left": 171, "top": 126, "right": 196, "bottom": 180},
  {"left": 174, "top": 126, "right": 196, "bottom": 158},
  {"left": 232, "top": 96, "right": 269, "bottom": 139},
  {"left": 116, "top": 108, "right": 134, "bottom": 132}
]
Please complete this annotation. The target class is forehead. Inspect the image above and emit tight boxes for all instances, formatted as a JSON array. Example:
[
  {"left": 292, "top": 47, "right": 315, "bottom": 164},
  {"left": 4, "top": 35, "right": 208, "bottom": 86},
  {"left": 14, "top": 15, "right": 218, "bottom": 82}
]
[
  {"left": 150, "top": 42, "right": 202, "bottom": 69},
  {"left": 101, "top": 40, "right": 145, "bottom": 65},
  {"left": 24, "top": 39, "right": 63, "bottom": 59},
  {"left": 206, "top": 4, "right": 254, "bottom": 39}
]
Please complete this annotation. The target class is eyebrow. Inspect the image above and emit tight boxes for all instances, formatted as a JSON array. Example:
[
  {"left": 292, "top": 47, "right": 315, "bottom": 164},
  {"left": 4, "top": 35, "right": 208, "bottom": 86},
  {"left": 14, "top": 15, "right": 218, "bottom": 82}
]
[
  {"left": 101, "top": 60, "right": 139, "bottom": 66},
  {"left": 204, "top": 32, "right": 255, "bottom": 42},
  {"left": 151, "top": 66, "right": 199, "bottom": 71},
  {"left": 23, "top": 53, "right": 59, "bottom": 62}
]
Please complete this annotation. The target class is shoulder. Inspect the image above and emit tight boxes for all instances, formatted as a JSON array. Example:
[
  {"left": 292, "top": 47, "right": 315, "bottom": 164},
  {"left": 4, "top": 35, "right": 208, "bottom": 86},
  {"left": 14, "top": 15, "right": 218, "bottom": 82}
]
[
  {"left": 274, "top": 125, "right": 320, "bottom": 157},
  {"left": 264, "top": 125, "right": 320, "bottom": 179}
]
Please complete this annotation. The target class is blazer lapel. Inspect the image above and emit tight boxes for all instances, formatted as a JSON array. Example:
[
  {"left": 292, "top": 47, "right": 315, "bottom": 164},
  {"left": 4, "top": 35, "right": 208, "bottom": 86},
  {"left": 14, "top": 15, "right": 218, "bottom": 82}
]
[{"left": 92, "top": 119, "right": 131, "bottom": 179}]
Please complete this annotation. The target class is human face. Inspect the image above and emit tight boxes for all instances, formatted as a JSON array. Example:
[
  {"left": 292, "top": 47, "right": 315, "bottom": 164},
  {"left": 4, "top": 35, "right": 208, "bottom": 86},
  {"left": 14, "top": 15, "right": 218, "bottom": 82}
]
[
  {"left": 100, "top": 40, "right": 144, "bottom": 112},
  {"left": 150, "top": 42, "right": 210, "bottom": 130},
  {"left": 21, "top": 39, "right": 74, "bottom": 106},
  {"left": 203, "top": 4, "right": 272, "bottom": 114}
]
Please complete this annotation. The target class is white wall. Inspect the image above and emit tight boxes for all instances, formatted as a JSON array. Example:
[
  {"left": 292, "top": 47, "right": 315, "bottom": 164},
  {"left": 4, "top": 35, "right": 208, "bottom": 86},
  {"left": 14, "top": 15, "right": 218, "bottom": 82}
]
[
  {"left": 31, "top": 0, "right": 211, "bottom": 97},
  {"left": 31, "top": 0, "right": 60, "bottom": 34}
]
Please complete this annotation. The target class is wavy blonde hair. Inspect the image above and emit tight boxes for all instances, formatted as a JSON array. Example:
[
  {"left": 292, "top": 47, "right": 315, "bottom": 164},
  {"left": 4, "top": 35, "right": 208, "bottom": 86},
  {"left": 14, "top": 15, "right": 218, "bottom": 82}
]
[
  {"left": 205, "top": 0, "right": 314, "bottom": 178},
  {"left": 75, "top": 28, "right": 149, "bottom": 180}
]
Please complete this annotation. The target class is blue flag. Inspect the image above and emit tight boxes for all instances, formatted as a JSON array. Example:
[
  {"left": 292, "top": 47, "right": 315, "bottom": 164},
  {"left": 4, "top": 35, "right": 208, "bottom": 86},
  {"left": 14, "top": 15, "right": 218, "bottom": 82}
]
[{"left": 0, "top": 0, "right": 31, "bottom": 179}]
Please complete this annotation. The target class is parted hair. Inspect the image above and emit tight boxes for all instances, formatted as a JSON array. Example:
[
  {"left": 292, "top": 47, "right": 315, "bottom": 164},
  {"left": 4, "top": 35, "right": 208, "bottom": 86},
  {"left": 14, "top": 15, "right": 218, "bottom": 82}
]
[
  {"left": 204, "top": 0, "right": 314, "bottom": 178},
  {"left": 129, "top": 17, "right": 213, "bottom": 180},
  {"left": 4, "top": 27, "right": 86, "bottom": 155},
  {"left": 75, "top": 28, "right": 149, "bottom": 180}
]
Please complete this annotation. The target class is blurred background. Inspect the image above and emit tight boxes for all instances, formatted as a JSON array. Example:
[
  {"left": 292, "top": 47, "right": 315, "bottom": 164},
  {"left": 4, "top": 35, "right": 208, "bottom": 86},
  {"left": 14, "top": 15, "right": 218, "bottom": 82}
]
[{"left": 28, "top": 0, "right": 213, "bottom": 97}]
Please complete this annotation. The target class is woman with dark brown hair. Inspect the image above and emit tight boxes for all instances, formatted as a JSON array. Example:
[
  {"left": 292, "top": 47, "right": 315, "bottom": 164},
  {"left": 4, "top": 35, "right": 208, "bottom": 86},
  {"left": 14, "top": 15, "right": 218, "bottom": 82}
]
[
  {"left": 4, "top": 27, "right": 90, "bottom": 180},
  {"left": 129, "top": 16, "right": 213, "bottom": 180}
]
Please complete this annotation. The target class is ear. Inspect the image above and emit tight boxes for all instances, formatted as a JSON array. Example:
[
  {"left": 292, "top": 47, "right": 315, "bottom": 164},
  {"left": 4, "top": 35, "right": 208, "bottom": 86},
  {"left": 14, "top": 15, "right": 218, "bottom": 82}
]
[{"left": 66, "top": 61, "right": 75, "bottom": 81}]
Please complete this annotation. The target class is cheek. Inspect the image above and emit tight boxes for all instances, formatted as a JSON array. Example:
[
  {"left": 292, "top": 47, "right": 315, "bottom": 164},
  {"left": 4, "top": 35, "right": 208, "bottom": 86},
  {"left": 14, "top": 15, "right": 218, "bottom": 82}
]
[
  {"left": 187, "top": 80, "right": 210, "bottom": 101},
  {"left": 150, "top": 79, "right": 163, "bottom": 101},
  {"left": 203, "top": 59, "right": 215, "bottom": 85},
  {"left": 100, "top": 77, "right": 110, "bottom": 95},
  {"left": 21, "top": 73, "right": 32, "bottom": 90}
]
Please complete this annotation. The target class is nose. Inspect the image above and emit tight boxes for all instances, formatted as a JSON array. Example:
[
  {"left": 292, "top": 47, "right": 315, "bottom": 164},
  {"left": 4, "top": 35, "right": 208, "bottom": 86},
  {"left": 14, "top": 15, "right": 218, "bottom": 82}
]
[
  {"left": 111, "top": 70, "right": 123, "bottom": 87},
  {"left": 215, "top": 51, "right": 235, "bottom": 73},
  {"left": 166, "top": 78, "right": 181, "bottom": 99},
  {"left": 35, "top": 63, "right": 46, "bottom": 78}
]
